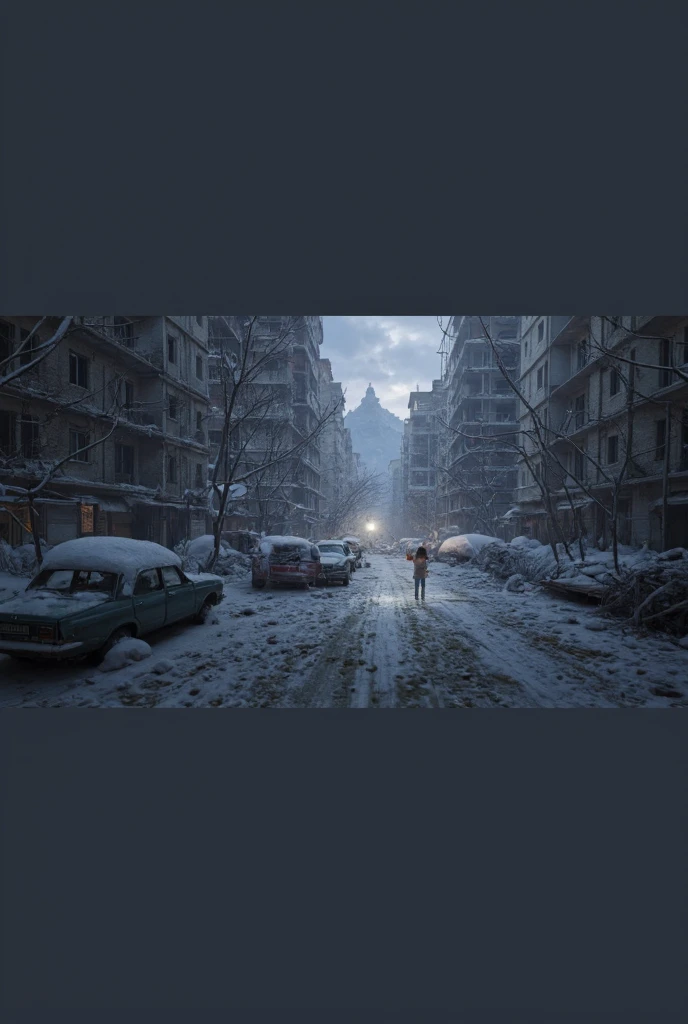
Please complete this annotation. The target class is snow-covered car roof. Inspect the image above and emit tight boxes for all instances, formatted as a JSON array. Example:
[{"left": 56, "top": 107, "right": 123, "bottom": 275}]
[
  {"left": 40, "top": 537, "right": 182, "bottom": 582},
  {"left": 258, "top": 535, "right": 315, "bottom": 553}
]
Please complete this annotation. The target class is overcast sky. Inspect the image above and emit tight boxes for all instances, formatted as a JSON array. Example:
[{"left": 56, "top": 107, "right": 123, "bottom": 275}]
[{"left": 322, "top": 316, "right": 449, "bottom": 419}]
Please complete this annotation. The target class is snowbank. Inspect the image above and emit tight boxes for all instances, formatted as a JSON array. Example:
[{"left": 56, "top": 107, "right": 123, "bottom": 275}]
[
  {"left": 437, "top": 534, "right": 501, "bottom": 561},
  {"left": 42, "top": 537, "right": 180, "bottom": 582},
  {"left": 0, "top": 538, "right": 51, "bottom": 576},
  {"left": 100, "top": 637, "right": 152, "bottom": 673},
  {"left": 176, "top": 535, "right": 250, "bottom": 580}
]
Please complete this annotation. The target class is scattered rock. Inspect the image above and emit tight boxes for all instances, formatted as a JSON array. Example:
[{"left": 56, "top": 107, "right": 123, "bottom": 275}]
[
  {"left": 189, "top": 687, "right": 200, "bottom": 696},
  {"left": 585, "top": 621, "right": 607, "bottom": 632},
  {"left": 151, "top": 659, "right": 176, "bottom": 675},
  {"left": 239, "top": 608, "right": 257, "bottom": 616},
  {"left": 651, "top": 685, "right": 683, "bottom": 699}
]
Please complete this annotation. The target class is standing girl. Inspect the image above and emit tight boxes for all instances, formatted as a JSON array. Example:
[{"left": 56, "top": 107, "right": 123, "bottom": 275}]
[{"left": 412, "top": 546, "right": 429, "bottom": 601}]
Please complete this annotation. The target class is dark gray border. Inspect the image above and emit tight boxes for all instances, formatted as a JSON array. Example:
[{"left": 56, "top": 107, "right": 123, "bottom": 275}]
[
  {"left": 1, "top": 712, "right": 687, "bottom": 1021},
  {"left": 1, "top": 1, "right": 688, "bottom": 310}
]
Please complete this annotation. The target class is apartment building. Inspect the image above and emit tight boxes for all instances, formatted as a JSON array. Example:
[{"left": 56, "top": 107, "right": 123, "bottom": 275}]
[
  {"left": 401, "top": 381, "right": 444, "bottom": 536},
  {"left": 516, "top": 315, "right": 688, "bottom": 550},
  {"left": 317, "top": 358, "right": 357, "bottom": 533},
  {"left": 206, "top": 316, "right": 327, "bottom": 538},
  {"left": 387, "top": 458, "right": 403, "bottom": 537},
  {"left": 0, "top": 315, "right": 211, "bottom": 549},
  {"left": 437, "top": 315, "right": 520, "bottom": 535}
]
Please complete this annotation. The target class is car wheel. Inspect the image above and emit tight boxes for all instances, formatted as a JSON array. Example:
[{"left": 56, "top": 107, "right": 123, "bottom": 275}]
[
  {"left": 342, "top": 574, "right": 350, "bottom": 586},
  {"left": 193, "top": 597, "right": 214, "bottom": 624},
  {"left": 252, "top": 578, "right": 265, "bottom": 589},
  {"left": 89, "top": 626, "right": 133, "bottom": 666}
]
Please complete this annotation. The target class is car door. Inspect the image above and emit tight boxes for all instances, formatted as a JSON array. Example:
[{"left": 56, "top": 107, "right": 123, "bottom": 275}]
[
  {"left": 132, "top": 568, "right": 167, "bottom": 633},
  {"left": 161, "top": 565, "right": 196, "bottom": 623}
]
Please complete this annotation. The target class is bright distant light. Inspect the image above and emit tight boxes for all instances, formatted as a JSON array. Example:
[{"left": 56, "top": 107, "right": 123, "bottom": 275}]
[{"left": 366, "top": 522, "right": 376, "bottom": 532}]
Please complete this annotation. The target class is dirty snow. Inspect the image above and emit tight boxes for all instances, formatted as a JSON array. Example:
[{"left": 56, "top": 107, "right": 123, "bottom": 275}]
[{"left": 0, "top": 556, "right": 686, "bottom": 708}]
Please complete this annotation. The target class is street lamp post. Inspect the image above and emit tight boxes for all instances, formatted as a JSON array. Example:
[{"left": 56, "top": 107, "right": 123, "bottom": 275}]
[{"left": 366, "top": 520, "right": 376, "bottom": 551}]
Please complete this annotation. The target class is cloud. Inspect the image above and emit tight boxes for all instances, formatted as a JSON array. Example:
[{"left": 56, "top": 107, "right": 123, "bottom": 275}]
[{"left": 322, "top": 316, "right": 448, "bottom": 418}]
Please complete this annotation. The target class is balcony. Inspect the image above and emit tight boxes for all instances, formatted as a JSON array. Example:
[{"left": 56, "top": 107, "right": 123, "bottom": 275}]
[{"left": 550, "top": 316, "right": 588, "bottom": 347}]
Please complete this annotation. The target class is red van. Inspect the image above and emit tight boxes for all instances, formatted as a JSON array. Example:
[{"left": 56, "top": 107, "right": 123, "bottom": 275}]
[{"left": 251, "top": 536, "right": 322, "bottom": 589}]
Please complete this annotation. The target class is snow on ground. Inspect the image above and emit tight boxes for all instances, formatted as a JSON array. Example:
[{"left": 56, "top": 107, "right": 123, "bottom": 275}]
[{"left": 0, "top": 558, "right": 686, "bottom": 708}]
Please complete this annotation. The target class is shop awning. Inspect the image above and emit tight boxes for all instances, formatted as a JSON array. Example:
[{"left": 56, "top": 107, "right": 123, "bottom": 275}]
[{"left": 95, "top": 499, "right": 131, "bottom": 513}]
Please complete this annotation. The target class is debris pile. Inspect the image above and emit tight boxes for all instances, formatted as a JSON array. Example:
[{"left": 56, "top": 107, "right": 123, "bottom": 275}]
[
  {"left": 176, "top": 535, "right": 251, "bottom": 580},
  {"left": 601, "top": 550, "right": 688, "bottom": 635}
]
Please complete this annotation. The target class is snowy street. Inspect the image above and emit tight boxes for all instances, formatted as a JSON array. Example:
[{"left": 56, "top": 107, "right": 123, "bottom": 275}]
[{"left": 1, "top": 555, "right": 687, "bottom": 708}]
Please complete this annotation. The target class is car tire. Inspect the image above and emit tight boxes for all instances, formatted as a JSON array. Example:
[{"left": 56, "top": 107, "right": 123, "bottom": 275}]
[
  {"left": 252, "top": 578, "right": 265, "bottom": 588},
  {"left": 89, "top": 626, "right": 133, "bottom": 666},
  {"left": 342, "top": 575, "right": 350, "bottom": 586},
  {"left": 193, "top": 597, "right": 214, "bottom": 624}
]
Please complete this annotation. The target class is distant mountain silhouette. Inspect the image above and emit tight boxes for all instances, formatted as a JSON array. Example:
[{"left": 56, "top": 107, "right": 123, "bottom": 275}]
[{"left": 344, "top": 384, "right": 404, "bottom": 476}]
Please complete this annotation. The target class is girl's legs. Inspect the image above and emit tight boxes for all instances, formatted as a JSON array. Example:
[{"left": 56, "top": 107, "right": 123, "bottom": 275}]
[
  {"left": 420, "top": 577, "right": 426, "bottom": 600},
  {"left": 414, "top": 577, "right": 420, "bottom": 599}
]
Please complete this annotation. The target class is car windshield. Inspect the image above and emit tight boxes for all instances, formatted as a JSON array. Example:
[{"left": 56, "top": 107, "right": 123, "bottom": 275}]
[
  {"left": 319, "top": 544, "right": 345, "bottom": 554},
  {"left": 29, "top": 569, "right": 118, "bottom": 597},
  {"left": 269, "top": 545, "right": 307, "bottom": 564}
]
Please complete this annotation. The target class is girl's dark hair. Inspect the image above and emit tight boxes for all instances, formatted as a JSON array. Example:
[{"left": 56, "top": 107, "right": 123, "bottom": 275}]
[{"left": 416, "top": 546, "right": 427, "bottom": 558}]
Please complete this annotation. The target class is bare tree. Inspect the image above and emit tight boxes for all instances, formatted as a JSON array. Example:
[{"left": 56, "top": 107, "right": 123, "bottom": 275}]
[
  {"left": 204, "top": 316, "right": 342, "bottom": 570},
  {"left": 0, "top": 316, "right": 74, "bottom": 388},
  {"left": 317, "top": 467, "right": 385, "bottom": 539}
]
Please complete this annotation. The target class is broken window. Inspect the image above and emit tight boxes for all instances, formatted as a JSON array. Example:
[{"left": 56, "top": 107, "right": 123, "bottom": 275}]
[
  {"left": 20, "top": 417, "right": 40, "bottom": 457},
  {"left": 537, "top": 320, "right": 544, "bottom": 343},
  {"left": 69, "top": 351, "right": 89, "bottom": 388},
  {"left": 168, "top": 395, "right": 178, "bottom": 420},
  {"left": 609, "top": 368, "right": 620, "bottom": 396},
  {"left": 654, "top": 419, "right": 667, "bottom": 461},
  {"left": 0, "top": 319, "right": 13, "bottom": 364},
  {"left": 167, "top": 334, "right": 177, "bottom": 364},
  {"left": 0, "top": 410, "right": 16, "bottom": 456},
  {"left": 69, "top": 428, "right": 89, "bottom": 462},
  {"left": 607, "top": 435, "right": 619, "bottom": 465},
  {"left": 195, "top": 463, "right": 204, "bottom": 488},
  {"left": 536, "top": 366, "right": 543, "bottom": 390},
  {"left": 115, "top": 443, "right": 134, "bottom": 478},
  {"left": 168, "top": 457, "right": 177, "bottom": 484},
  {"left": 195, "top": 355, "right": 203, "bottom": 379}
]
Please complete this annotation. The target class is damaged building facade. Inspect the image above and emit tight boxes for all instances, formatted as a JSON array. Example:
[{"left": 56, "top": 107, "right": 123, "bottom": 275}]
[
  {"left": 434, "top": 315, "right": 521, "bottom": 537},
  {"left": 206, "top": 316, "right": 356, "bottom": 539},
  {"left": 515, "top": 315, "right": 688, "bottom": 550},
  {"left": 0, "top": 315, "right": 212, "bottom": 550}
]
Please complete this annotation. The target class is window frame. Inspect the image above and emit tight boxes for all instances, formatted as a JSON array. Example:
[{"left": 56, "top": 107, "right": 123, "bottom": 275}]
[
  {"left": 69, "top": 350, "right": 89, "bottom": 389},
  {"left": 607, "top": 435, "right": 619, "bottom": 465},
  {"left": 68, "top": 427, "right": 90, "bottom": 462},
  {"left": 133, "top": 567, "right": 164, "bottom": 595}
]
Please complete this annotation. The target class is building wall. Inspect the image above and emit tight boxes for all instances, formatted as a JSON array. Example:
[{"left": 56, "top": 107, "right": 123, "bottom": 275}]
[
  {"left": 437, "top": 315, "right": 520, "bottom": 536},
  {"left": 0, "top": 315, "right": 211, "bottom": 549},
  {"left": 516, "top": 315, "right": 688, "bottom": 549}
]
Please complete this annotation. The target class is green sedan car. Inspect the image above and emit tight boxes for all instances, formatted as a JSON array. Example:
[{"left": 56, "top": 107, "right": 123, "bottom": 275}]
[{"left": 0, "top": 536, "right": 224, "bottom": 663}]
